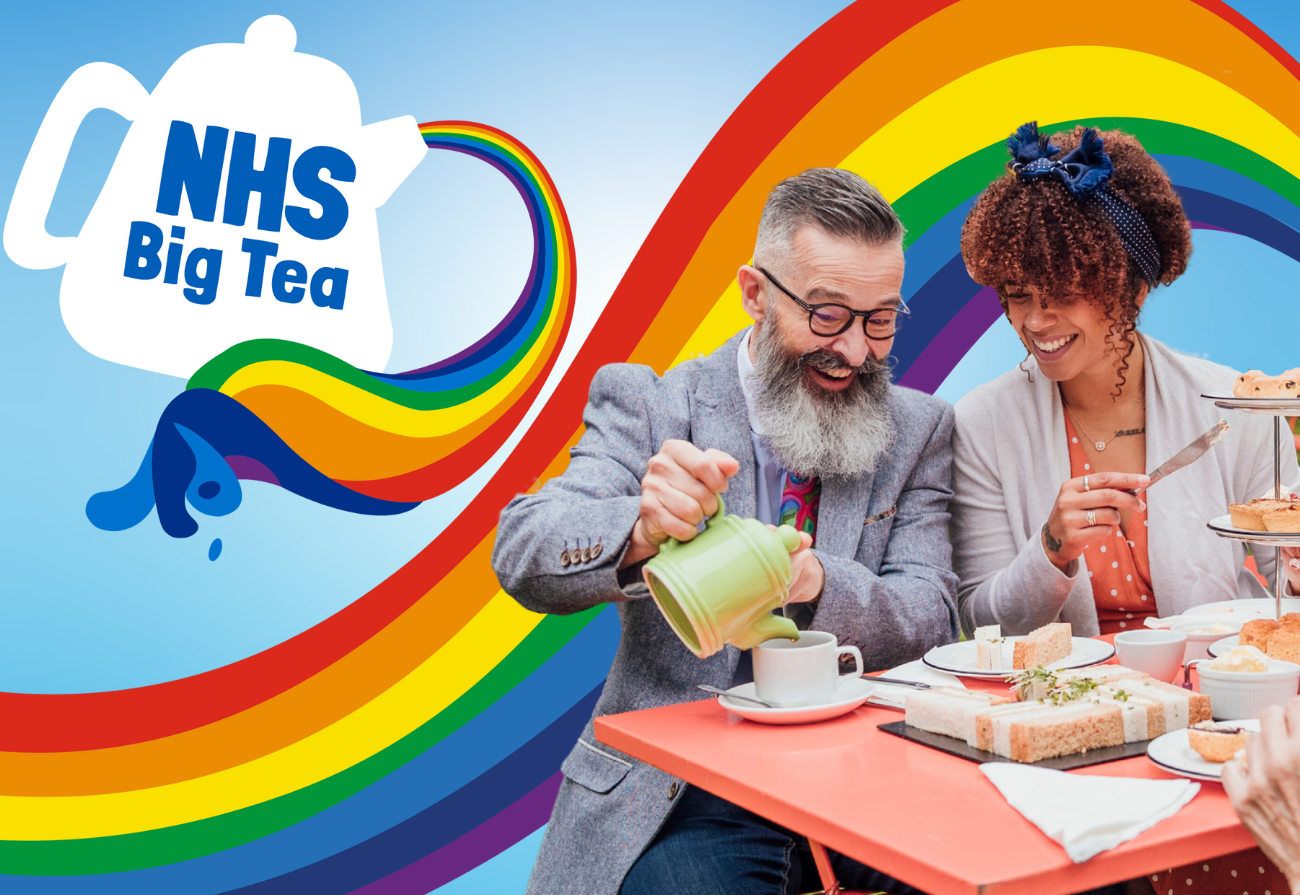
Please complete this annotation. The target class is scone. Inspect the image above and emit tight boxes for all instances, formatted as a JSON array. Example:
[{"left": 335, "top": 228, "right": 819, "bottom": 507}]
[
  {"left": 1268, "top": 626, "right": 1300, "bottom": 663},
  {"left": 1188, "top": 721, "right": 1251, "bottom": 763},
  {"left": 1251, "top": 375, "right": 1300, "bottom": 398},
  {"left": 1240, "top": 618, "right": 1280, "bottom": 649},
  {"left": 1234, "top": 370, "right": 1265, "bottom": 397}
]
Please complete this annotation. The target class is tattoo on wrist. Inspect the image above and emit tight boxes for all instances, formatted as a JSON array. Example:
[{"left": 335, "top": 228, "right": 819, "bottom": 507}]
[
  {"left": 1043, "top": 522, "right": 1062, "bottom": 554},
  {"left": 1114, "top": 427, "right": 1146, "bottom": 437}
]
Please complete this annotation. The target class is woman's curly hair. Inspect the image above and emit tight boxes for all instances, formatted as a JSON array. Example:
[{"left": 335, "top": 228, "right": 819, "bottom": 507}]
[{"left": 960, "top": 126, "right": 1192, "bottom": 395}]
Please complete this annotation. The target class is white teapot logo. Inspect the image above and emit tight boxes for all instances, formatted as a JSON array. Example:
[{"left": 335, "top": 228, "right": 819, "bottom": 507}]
[{"left": 3, "top": 15, "right": 426, "bottom": 378}]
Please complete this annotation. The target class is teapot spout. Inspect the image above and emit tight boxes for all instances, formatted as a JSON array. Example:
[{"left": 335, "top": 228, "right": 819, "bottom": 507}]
[
  {"left": 729, "top": 613, "right": 799, "bottom": 651},
  {"left": 355, "top": 116, "right": 427, "bottom": 208}
]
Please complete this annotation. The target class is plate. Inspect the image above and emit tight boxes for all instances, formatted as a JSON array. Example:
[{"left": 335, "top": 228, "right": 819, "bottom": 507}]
[
  {"left": 1202, "top": 393, "right": 1300, "bottom": 415},
  {"left": 1184, "top": 597, "right": 1300, "bottom": 619},
  {"left": 921, "top": 637, "right": 1115, "bottom": 679},
  {"left": 1207, "top": 516, "right": 1300, "bottom": 547},
  {"left": 716, "top": 678, "right": 875, "bottom": 725},
  {"left": 1208, "top": 635, "right": 1240, "bottom": 658},
  {"left": 1147, "top": 719, "right": 1259, "bottom": 781}
]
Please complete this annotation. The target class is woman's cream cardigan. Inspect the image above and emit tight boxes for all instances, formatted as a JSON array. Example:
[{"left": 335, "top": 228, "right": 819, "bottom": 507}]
[{"left": 952, "top": 333, "right": 1300, "bottom": 636}]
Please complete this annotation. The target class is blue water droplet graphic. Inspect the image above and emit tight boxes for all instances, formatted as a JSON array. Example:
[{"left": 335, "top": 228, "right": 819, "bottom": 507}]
[{"left": 209, "top": 538, "right": 223, "bottom": 561}]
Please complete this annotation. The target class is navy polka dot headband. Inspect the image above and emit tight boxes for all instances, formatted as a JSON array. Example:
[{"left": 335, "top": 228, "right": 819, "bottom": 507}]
[{"left": 1007, "top": 122, "right": 1162, "bottom": 288}]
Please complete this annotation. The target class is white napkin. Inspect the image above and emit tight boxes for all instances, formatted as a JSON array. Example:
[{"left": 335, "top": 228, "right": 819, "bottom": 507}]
[
  {"left": 979, "top": 763, "right": 1200, "bottom": 863},
  {"left": 867, "top": 659, "right": 964, "bottom": 709},
  {"left": 1144, "top": 616, "right": 1177, "bottom": 629}
]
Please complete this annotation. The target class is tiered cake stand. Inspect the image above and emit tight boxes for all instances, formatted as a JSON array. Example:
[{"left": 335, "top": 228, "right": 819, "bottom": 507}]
[{"left": 1203, "top": 394, "right": 1300, "bottom": 619}]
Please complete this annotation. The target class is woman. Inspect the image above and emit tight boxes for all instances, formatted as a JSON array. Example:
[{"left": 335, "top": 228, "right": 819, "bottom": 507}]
[
  {"left": 952, "top": 121, "right": 1300, "bottom": 894},
  {"left": 952, "top": 122, "right": 1300, "bottom": 638}
]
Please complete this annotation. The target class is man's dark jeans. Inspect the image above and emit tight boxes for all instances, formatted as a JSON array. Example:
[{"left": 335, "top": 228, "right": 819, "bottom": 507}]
[{"left": 620, "top": 785, "right": 923, "bottom": 895}]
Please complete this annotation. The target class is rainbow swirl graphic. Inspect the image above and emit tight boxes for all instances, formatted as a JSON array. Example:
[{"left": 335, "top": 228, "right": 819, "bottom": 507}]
[
  {"left": 86, "top": 121, "right": 575, "bottom": 538},
  {"left": 9, "top": 1, "right": 1300, "bottom": 891}
]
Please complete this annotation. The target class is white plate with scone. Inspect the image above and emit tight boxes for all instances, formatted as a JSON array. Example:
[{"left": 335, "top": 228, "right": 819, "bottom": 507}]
[
  {"left": 1147, "top": 719, "right": 1258, "bottom": 781},
  {"left": 922, "top": 637, "right": 1114, "bottom": 679}
]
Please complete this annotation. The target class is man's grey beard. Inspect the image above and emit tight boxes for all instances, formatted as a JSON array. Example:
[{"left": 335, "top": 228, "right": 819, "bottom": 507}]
[{"left": 749, "top": 322, "right": 896, "bottom": 478}]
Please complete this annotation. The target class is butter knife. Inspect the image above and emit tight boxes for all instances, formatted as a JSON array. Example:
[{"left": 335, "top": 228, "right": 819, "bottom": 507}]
[
  {"left": 868, "top": 677, "right": 933, "bottom": 689},
  {"left": 1131, "top": 419, "right": 1229, "bottom": 495}
]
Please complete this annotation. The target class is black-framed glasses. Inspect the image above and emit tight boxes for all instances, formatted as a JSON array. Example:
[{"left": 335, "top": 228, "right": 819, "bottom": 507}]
[{"left": 757, "top": 267, "right": 908, "bottom": 340}]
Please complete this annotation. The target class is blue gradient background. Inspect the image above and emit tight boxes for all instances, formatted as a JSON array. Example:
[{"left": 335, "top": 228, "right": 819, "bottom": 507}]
[{"left": 1, "top": 1, "right": 1298, "bottom": 890}]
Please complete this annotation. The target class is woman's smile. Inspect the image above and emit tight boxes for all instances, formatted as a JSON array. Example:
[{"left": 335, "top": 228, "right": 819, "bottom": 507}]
[{"left": 1029, "top": 332, "right": 1079, "bottom": 360}]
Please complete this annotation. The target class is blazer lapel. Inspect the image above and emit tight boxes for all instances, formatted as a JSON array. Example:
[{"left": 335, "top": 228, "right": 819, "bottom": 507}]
[{"left": 815, "top": 472, "right": 872, "bottom": 558}]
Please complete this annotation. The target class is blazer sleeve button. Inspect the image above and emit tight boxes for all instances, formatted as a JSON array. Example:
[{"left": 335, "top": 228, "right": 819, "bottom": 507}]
[
  {"left": 590, "top": 542, "right": 603, "bottom": 560},
  {"left": 560, "top": 550, "right": 571, "bottom": 567},
  {"left": 668, "top": 781, "right": 680, "bottom": 800},
  {"left": 581, "top": 546, "right": 592, "bottom": 563},
  {"left": 569, "top": 548, "right": 583, "bottom": 565}
]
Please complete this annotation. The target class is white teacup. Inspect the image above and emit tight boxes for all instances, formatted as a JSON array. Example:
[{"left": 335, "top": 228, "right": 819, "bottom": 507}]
[
  {"left": 753, "top": 631, "right": 863, "bottom": 707},
  {"left": 1114, "top": 630, "right": 1188, "bottom": 683}
]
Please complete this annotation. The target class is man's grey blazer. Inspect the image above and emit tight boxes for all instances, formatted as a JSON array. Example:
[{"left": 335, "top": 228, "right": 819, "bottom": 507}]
[{"left": 492, "top": 329, "right": 958, "bottom": 895}]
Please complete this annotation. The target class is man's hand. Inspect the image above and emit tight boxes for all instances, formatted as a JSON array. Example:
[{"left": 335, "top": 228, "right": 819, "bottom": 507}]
[
  {"left": 619, "top": 440, "right": 740, "bottom": 569},
  {"left": 1222, "top": 697, "right": 1300, "bottom": 893},
  {"left": 784, "top": 531, "right": 824, "bottom": 604}
]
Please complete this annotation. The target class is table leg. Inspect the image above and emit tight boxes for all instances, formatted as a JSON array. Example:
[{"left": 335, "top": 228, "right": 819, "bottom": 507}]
[
  {"left": 807, "top": 837, "right": 883, "bottom": 895},
  {"left": 808, "top": 837, "right": 841, "bottom": 894}
]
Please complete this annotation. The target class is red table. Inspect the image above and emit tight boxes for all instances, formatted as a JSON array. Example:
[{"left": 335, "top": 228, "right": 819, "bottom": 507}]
[{"left": 594, "top": 648, "right": 1256, "bottom": 895}]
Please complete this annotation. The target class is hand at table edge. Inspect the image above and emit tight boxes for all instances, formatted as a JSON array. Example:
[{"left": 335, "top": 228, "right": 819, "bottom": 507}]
[{"left": 1221, "top": 696, "right": 1300, "bottom": 895}]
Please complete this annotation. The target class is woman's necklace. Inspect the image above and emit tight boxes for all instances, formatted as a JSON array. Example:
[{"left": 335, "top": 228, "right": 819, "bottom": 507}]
[{"left": 1063, "top": 392, "right": 1144, "bottom": 453}]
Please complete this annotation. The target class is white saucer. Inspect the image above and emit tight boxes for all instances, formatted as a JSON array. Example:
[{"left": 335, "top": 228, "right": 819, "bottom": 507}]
[
  {"left": 922, "top": 637, "right": 1114, "bottom": 679},
  {"left": 1207, "top": 635, "right": 1240, "bottom": 658},
  {"left": 716, "top": 678, "right": 875, "bottom": 725},
  {"left": 1147, "top": 719, "right": 1259, "bottom": 781}
]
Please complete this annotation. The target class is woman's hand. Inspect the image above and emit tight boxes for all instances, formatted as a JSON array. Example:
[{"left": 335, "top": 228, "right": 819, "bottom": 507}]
[
  {"left": 1222, "top": 698, "right": 1300, "bottom": 893},
  {"left": 1283, "top": 547, "right": 1300, "bottom": 597},
  {"left": 1041, "top": 471, "right": 1149, "bottom": 573}
]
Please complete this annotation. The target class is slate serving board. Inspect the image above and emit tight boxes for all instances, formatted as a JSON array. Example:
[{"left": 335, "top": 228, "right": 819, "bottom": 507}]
[{"left": 877, "top": 720, "right": 1151, "bottom": 770}]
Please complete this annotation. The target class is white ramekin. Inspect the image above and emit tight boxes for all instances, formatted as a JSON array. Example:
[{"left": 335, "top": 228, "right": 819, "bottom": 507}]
[
  {"left": 1171, "top": 618, "right": 1245, "bottom": 663},
  {"left": 1196, "top": 658, "right": 1300, "bottom": 720}
]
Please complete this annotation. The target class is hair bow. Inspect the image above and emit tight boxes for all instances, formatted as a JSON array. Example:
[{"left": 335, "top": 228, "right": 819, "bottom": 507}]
[
  {"left": 1009, "top": 123, "right": 1113, "bottom": 198},
  {"left": 1005, "top": 122, "right": 1161, "bottom": 287}
]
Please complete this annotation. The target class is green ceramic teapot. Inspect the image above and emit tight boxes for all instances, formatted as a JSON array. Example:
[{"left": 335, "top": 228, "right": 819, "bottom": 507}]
[{"left": 643, "top": 496, "right": 803, "bottom": 658}]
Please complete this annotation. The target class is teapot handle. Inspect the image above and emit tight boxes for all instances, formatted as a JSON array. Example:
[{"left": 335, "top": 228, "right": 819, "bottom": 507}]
[
  {"left": 660, "top": 494, "right": 726, "bottom": 554},
  {"left": 706, "top": 494, "right": 726, "bottom": 527},
  {"left": 4, "top": 62, "right": 148, "bottom": 270}
]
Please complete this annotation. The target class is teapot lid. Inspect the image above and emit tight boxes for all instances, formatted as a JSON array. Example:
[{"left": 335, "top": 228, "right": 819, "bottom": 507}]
[{"left": 148, "top": 15, "right": 363, "bottom": 132}]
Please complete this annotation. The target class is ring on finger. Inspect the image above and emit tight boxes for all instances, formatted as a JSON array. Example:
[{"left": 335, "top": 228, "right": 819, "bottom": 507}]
[
  {"left": 1083, "top": 475, "right": 1090, "bottom": 492},
  {"left": 1086, "top": 509, "right": 1097, "bottom": 527}
]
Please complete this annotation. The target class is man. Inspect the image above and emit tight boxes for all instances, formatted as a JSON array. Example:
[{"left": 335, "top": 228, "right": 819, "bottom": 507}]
[{"left": 492, "top": 168, "right": 958, "bottom": 894}]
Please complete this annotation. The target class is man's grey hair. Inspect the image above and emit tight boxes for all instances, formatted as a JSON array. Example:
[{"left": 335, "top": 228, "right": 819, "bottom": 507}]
[{"left": 754, "top": 168, "right": 904, "bottom": 266}]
